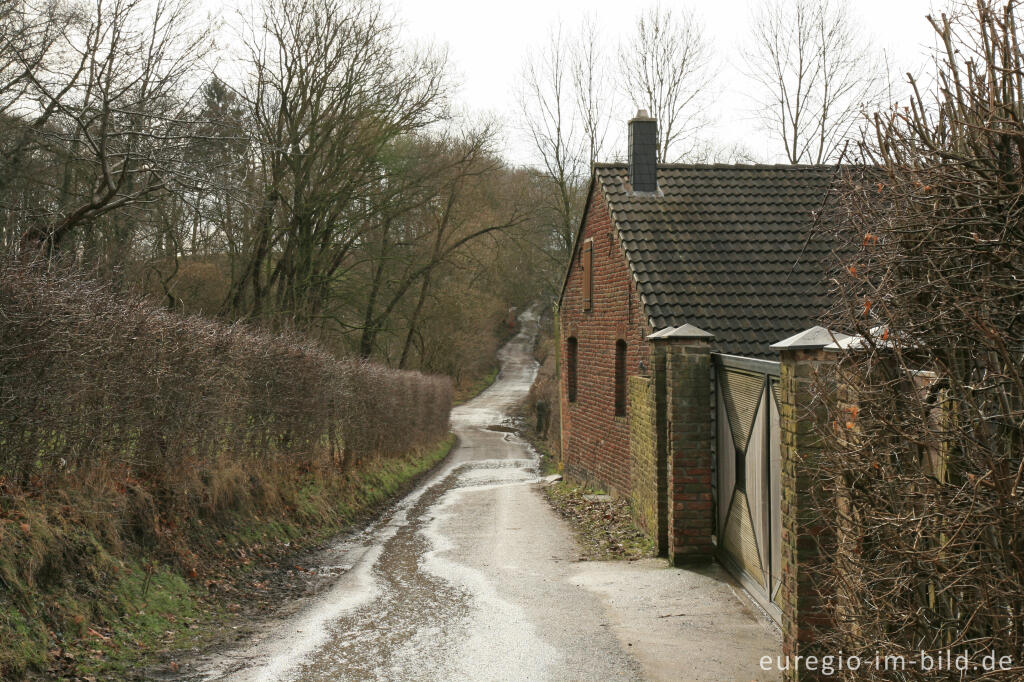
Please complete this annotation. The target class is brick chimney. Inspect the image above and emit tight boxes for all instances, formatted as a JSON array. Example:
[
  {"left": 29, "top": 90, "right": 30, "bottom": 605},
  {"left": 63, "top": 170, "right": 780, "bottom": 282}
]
[{"left": 628, "top": 109, "right": 658, "bottom": 193}]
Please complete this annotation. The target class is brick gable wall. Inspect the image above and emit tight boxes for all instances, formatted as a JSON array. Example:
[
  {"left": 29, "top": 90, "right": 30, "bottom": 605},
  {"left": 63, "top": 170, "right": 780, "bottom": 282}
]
[{"left": 560, "top": 186, "right": 651, "bottom": 497}]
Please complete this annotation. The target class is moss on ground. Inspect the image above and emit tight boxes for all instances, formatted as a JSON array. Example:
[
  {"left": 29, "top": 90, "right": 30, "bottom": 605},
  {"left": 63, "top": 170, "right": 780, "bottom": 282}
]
[
  {"left": 0, "top": 435, "right": 456, "bottom": 679},
  {"left": 533, "top": 439, "right": 561, "bottom": 477}
]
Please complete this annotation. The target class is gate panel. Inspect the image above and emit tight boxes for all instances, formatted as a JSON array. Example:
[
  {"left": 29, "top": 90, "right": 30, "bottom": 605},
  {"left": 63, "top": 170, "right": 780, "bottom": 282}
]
[
  {"left": 769, "top": 387, "right": 782, "bottom": 600},
  {"left": 716, "top": 387, "right": 736, "bottom": 535},
  {"left": 713, "top": 354, "right": 782, "bottom": 622},
  {"left": 722, "top": 489, "right": 764, "bottom": 587},
  {"left": 719, "top": 369, "right": 764, "bottom": 463},
  {"left": 745, "top": 398, "right": 767, "bottom": 579}
]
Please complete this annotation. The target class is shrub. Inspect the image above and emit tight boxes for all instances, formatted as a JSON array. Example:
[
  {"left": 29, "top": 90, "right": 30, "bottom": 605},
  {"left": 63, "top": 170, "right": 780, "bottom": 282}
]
[
  {"left": 0, "top": 259, "right": 453, "bottom": 497},
  {"left": 813, "top": 4, "right": 1024, "bottom": 675}
]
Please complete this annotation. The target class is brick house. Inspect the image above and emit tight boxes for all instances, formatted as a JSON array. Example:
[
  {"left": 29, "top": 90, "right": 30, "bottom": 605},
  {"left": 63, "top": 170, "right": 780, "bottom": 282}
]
[{"left": 558, "top": 111, "right": 836, "bottom": 499}]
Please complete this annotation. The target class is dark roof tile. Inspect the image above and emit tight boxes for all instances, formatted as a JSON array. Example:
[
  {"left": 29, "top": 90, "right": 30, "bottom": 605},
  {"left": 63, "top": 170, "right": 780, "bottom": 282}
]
[{"left": 596, "top": 163, "right": 836, "bottom": 359}]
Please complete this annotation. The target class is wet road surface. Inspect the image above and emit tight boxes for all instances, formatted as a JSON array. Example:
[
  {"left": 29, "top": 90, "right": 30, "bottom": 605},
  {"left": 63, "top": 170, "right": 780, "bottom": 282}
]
[
  {"left": 193, "top": 307, "right": 780, "bottom": 681},
  {"left": 196, "top": 308, "right": 641, "bottom": 680}
]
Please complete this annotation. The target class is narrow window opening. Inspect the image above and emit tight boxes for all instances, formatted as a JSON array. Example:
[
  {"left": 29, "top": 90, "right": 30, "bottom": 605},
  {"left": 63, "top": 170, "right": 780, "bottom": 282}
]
[
  {"left": 567, "top": 337, "right": 578, "bottom": 403},
  {"left": 614, "top": 340, "right": 627, "bottom": 416},
  {"left": 582, "top": 240, "right": 593, "bottom": 310}
]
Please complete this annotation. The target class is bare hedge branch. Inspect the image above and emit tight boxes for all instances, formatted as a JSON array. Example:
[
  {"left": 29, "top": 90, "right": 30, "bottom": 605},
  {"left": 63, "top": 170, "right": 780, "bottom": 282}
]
[
  {"left": 812, "top": 2, "right": 1024, "bottom": 677},
  {"left": 0, "top": 258, "right": 452, "bottom": 495}
]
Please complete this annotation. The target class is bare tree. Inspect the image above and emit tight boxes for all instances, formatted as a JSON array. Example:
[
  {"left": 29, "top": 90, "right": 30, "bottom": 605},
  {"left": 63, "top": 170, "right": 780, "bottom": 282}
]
[
  {"left": 571, "top": 15, "right": 613, "bottom": 168},
  {"left": 226, "top": 0, "right": 448, "bottom": 327},
  {"left": 619, "top": 3, "right": 712, "bottom": 161},
  {"left": 0, "top": 0, "right": 81, "bottom": 186},
  {"left": 11, "top": 0, "right": 214, "bottom": 253},
  {"left": 686, "top": 139, "right": 760, "bottom": 164},
  {"left": 353, "top": 125, "right": 528, "bottom": 360},
  {"left": 743, "top": 0, "right": 882, "bottom": 164},
  {"left": 517, "top": 22, "right": 586, "bottom": 259}
]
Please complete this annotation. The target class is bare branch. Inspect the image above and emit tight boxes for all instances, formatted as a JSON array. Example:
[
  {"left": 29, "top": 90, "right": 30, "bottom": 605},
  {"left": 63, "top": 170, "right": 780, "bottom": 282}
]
[{"left": 619, "top": 3, "right": 713, "bottom": 161}]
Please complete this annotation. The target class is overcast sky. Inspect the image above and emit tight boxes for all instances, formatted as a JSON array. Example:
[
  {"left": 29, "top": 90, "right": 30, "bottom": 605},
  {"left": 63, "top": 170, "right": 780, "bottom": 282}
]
[{"left": 388, "top": 0, "right": 944, "bottom": 166}]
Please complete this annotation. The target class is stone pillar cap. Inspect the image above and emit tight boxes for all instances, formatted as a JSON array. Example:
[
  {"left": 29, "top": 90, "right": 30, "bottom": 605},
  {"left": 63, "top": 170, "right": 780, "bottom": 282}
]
[
  {"left": 770, "top": 325, "right": 850, "bottom": 351},
  {"left": 646, "top": 323, "right": 714, "bottom": 341},
  {"left": 823, "top": 325, "right": 898, "bottom": 351}
]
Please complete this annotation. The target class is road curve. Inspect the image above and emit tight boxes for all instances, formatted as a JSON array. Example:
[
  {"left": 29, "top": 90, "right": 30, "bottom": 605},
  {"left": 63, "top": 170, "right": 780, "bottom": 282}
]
[{"left": 195, "top": 307, "right": 644, "bottom": 681}]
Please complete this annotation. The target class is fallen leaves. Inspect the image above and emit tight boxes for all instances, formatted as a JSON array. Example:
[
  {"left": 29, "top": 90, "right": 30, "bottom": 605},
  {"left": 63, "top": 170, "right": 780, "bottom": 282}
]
[
  {"left": 87, "top": 627, "right": 109, "bottom": 641},
  {"left": 544, "top": 484, "right": 655, "bottom": 562}
]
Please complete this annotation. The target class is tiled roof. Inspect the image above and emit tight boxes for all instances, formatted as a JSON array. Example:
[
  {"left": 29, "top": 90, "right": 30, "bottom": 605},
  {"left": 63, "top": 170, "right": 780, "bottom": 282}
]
[{"left": 596, "top": 163, "right": 837, "bottom": 359}]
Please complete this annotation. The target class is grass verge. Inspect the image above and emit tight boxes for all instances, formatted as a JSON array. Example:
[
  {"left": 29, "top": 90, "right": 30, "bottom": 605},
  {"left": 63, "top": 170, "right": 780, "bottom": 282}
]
[
  {"left": 0, "top": 435, "right": 456, "bottom": 679},
  {"left": 532, "top": 437, "right": 561, "bottom": 477},
  {"left": 453, "top": 366, "right": 499, "bottom": 406}
]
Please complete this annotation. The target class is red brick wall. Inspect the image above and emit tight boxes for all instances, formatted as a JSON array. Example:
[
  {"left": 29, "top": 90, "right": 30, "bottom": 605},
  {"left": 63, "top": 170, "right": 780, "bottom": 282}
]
[{"left": 559, "top": 186, "right": 651, "bottom": 497}]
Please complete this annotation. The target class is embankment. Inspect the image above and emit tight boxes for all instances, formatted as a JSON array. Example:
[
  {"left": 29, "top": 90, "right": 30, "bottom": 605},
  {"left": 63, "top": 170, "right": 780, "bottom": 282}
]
[{"left": 0, "top": 260, "right": 454, "bottom": 678}]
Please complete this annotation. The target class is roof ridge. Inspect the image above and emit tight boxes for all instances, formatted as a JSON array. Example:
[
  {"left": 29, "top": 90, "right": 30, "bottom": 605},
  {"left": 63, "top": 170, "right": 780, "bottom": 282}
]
[{"left": 595, "top": 162, "right": 841, "bottom": 170}]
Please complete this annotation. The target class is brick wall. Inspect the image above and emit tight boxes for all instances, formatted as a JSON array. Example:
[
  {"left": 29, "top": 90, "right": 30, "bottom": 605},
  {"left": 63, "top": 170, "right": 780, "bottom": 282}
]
[
  {"left": 663, "top": 338, "right": 715, "bottom": 565},
  {"left": 560, "top": 186, "right": 651, "bottom": 497},
  {"left": 778, "top": 347, "right": 834, "bottom": 679},
  {"left": 628, "top": 375, "right": 657, "bottom": 539}
]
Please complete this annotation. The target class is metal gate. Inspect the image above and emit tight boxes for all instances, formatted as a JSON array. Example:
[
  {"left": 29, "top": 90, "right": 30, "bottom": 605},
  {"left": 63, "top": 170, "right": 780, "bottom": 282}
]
[{"left": 713, "top": 353, "right": 782, "bottom": 622}]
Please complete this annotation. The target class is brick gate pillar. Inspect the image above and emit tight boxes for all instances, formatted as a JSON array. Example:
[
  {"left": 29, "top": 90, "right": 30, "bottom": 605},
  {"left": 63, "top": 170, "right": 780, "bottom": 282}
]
[
  {"left": 771, "top": 326, "right": 847, "bottom": 679},
  {"left": 648, "top": 324, "right": 714, "bottom": 566}
]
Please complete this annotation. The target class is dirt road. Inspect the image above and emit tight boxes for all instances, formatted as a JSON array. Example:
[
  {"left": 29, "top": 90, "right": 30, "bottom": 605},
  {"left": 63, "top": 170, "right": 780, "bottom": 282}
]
[{"left": 192, "top": 308, "right": 779, "bottom": 681}]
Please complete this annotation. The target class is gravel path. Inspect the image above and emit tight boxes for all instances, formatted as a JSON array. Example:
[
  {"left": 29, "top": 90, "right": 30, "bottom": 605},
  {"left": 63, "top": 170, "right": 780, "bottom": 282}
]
[{"left": 188, "top": 307, "right": 779, "bottom": 681}]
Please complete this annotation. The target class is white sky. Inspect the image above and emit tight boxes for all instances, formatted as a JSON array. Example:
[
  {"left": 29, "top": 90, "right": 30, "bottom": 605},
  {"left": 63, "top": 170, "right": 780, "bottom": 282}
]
[{"left": 388, "top": 0, "right": 945, "bottom": 166}]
